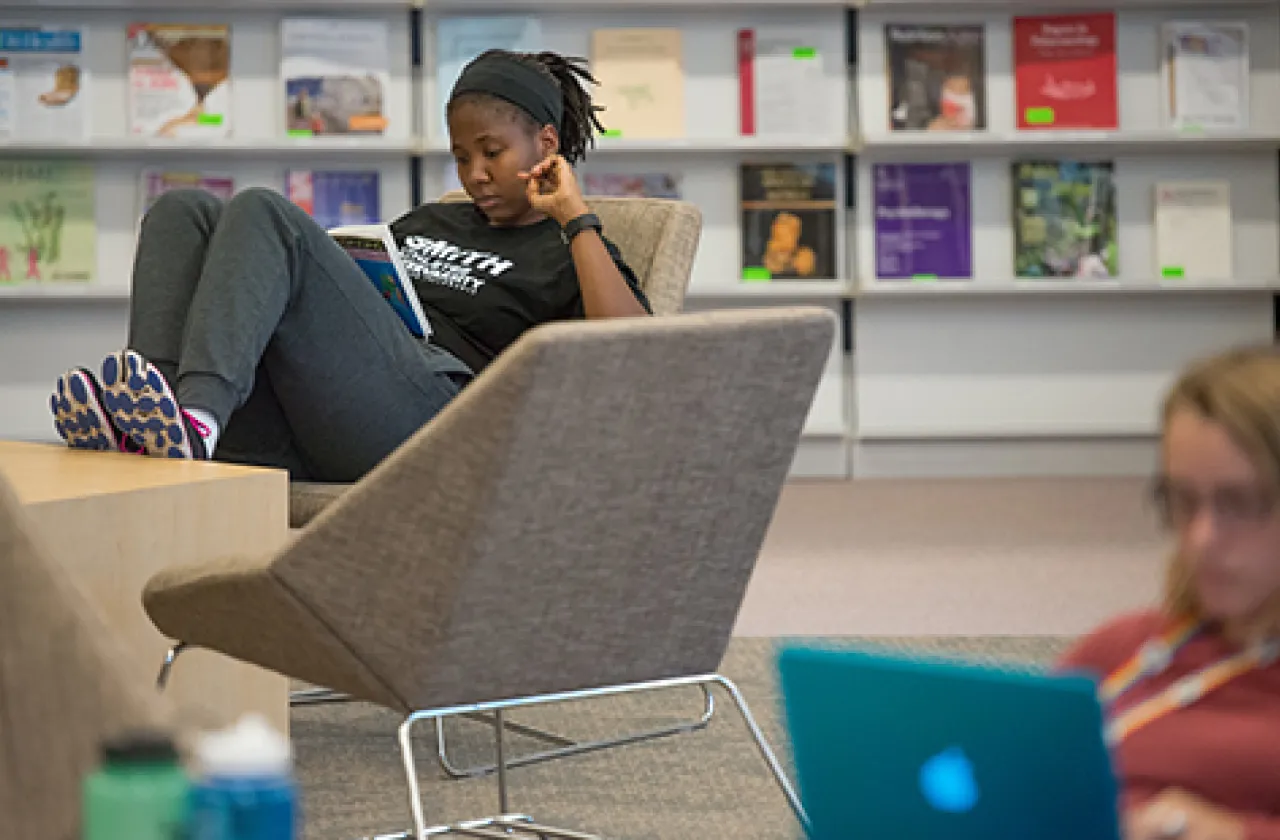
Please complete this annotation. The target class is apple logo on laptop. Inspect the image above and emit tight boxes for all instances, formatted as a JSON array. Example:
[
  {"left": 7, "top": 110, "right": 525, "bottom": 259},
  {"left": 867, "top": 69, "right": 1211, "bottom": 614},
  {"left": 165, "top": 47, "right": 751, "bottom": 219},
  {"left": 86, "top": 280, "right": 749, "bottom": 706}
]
[{"left": 919, "top": 746, "right": 980, "bottom": 814}]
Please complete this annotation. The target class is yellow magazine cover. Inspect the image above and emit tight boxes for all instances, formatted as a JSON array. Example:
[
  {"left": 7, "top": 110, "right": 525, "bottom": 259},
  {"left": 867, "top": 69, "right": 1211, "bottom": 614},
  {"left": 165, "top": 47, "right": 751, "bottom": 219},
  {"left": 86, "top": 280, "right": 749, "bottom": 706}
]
[{"left": 0, "top": 159, "right": 96, "bottom": 283}]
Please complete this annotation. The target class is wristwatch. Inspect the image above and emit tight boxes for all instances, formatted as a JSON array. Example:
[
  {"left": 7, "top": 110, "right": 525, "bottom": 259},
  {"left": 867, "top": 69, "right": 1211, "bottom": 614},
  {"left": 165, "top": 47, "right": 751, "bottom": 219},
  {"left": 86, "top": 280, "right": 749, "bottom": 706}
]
[{"left": 561, "top": 212, "right": 603, "bottom": 244}]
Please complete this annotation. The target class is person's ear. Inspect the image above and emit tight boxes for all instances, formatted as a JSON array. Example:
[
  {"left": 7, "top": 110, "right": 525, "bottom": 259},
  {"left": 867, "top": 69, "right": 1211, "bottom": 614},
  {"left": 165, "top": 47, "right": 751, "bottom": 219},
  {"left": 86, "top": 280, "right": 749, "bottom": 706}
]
[{"left": 538, "top": 124, "right": 559, "bottom": 158}]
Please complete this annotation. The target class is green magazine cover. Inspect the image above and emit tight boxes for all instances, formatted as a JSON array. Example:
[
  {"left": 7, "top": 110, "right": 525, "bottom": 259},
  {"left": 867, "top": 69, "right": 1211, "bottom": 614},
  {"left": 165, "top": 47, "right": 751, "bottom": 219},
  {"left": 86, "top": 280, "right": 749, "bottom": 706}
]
[
  {"left": 1013, "top": 160, "right": 1118, "bottom": 280},
  {"left": 0, "top": 159, "right": 96, "bottom": 283}
]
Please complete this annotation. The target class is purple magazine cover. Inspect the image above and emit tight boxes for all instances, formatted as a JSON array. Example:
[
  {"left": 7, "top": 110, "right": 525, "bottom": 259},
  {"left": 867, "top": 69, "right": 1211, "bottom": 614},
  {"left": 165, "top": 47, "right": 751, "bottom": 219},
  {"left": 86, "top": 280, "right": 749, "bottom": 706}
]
[
  {"left": 286, "top": 170, "right": 380, "bottom": 229},
  {"left": 873, "top": 162, "right": 973, "bottom": 279}
]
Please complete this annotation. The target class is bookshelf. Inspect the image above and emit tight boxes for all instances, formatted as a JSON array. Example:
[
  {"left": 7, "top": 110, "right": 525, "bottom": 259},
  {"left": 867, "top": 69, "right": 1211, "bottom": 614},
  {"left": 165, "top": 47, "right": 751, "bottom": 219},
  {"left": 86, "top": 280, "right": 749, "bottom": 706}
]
[
  {"left": 1, "top": 0, "right": 1277, "bottom": 481},
  {"left": 851, "top": 2, "right": 1279, "bottom": 477}
]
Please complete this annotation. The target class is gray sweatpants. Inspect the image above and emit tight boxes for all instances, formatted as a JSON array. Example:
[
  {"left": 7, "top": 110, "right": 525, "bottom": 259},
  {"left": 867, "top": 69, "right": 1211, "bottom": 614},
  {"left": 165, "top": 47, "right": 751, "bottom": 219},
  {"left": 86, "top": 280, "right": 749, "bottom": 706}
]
[{"left": 127, "top": 187, "right": 474, "bottom": 482}]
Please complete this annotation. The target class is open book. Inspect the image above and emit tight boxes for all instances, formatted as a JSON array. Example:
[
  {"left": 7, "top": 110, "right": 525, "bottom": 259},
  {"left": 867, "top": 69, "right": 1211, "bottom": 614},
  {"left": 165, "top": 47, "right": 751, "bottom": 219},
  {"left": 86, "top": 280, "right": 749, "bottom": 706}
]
[{"left": 327, "top": 224, "right": 432, "bottom": 339}]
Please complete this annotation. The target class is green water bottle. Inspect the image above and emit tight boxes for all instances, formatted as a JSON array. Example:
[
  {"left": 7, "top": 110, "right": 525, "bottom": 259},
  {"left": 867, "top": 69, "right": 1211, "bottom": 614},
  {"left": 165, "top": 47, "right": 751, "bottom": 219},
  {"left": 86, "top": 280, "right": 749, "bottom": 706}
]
[{"left": 83, "top": 730, "right": 190, "bottom": 840}]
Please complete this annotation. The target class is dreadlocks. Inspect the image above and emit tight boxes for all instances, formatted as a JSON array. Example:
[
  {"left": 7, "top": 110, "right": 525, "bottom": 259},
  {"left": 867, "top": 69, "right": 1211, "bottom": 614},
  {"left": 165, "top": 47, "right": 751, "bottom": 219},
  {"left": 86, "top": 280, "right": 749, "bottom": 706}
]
[{"left": 447, "top": 49, "right": 606, "bottom": 165}]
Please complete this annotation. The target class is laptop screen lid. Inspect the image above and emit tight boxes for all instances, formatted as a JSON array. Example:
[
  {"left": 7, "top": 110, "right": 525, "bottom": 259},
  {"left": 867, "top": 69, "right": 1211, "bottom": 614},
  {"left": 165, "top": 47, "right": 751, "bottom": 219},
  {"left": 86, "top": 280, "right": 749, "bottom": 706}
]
[{"left": 778, "top": 644, "right": 1121, "bottom": 840}]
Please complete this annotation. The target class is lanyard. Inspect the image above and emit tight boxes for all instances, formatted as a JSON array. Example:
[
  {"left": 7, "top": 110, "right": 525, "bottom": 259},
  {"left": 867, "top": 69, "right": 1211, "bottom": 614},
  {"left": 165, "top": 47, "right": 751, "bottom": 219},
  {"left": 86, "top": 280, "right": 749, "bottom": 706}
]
[{"left": 1099, "top": 617, "right": 1280, "bottom": 746}]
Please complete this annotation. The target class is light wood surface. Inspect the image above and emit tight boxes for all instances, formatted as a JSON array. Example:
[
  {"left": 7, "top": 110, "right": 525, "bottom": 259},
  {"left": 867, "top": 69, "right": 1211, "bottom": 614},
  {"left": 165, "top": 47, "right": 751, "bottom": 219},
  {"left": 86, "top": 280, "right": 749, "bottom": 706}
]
[{"left": 0, "top": 441, "right": 291, "bottom": 735}]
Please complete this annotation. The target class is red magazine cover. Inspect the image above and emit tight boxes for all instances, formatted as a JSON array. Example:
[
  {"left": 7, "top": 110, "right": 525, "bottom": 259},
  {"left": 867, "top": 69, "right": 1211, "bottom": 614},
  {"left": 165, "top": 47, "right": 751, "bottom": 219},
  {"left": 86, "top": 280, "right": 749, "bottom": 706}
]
[{"left": 1014, "top": 13, "right": 1118, "bottom": 130}]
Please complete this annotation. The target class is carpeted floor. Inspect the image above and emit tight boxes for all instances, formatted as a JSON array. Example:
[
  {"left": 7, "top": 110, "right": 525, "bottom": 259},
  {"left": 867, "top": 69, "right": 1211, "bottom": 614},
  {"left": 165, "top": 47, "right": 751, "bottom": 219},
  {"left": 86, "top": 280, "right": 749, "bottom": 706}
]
[{"left": 294, "top": 635, "right": 1073, "bottom": 840}]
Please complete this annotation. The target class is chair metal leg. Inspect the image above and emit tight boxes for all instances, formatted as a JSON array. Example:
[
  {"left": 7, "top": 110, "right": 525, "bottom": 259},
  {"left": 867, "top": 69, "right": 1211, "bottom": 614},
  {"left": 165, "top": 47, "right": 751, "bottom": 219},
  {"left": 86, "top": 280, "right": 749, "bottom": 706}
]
[
  {"left": 391, "top": 673, "right": 807, "bottom": 839},
  {"left": 156, "top": 642, "right": 189, "bottom": 691},
  {"left": 435, "top": 684, "right": 715, "bottom": 779},
  {"left": 710, "top": 674, "right": 810, "bottom": 833}
]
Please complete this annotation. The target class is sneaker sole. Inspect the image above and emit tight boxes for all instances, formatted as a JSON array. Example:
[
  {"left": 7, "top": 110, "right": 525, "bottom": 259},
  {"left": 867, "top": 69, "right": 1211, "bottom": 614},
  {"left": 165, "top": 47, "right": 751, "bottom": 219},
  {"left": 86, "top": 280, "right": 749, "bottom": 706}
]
[
  {"left": 50, "top": 369, "right": 122, "bottom": 452},
  {"left": 101, "top": 350, "right": 195, "bottom": 459}
]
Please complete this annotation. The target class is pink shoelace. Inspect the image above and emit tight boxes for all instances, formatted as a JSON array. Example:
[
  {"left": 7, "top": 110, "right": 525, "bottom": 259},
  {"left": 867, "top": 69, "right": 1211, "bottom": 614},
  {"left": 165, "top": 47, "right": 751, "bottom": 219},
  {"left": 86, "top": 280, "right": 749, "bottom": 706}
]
[
  {"left": 182, "top": 409, "right": 212, "bottom": 441},
  {"left": 113, "top": 410, "right": 211, "bottom": 456}
]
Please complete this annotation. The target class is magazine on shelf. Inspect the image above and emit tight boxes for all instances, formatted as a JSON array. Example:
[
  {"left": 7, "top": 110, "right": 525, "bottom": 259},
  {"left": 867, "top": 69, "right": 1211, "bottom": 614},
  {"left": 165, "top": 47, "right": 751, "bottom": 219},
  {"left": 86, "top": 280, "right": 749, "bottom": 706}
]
[
  {"left": 1012, "top": 159, "right": 1118, "bottom": 279},
  {"left": 738, "top": 27, "right": 830, "bottom": 137},
  {"left": 327, "top": 224, "right": 431, "bottom": 339},
  {"left": 1162, "top": 21, "right": 1249, "bottom": 131},
  {"left": 0, "top": 159, "right": 96, "bottom": 284},
  {"left": 286, "top": 170, "right": 380, "bottom": 229},
  {"left": 873, "top": 162, "right": 973, "bottom": 280},
  {"left": 139, "top": 170, "right": 234, "bottom": 221},
  {"left": 740, "top": 162, "right": 837, "bottom": 282},
  {"left": 1155, "top": 180, "right": 1233, "bottom": 280},
  {"left": 591, "top": 27, "right": 685, "bottom": 139},
  {"left": 584, "top": 172, "right": 682, "bottom": 200},
  {"left": 1013, "top": 13, "right": 1117, "bottom": 130},
  {"left": 127, "top": 22, "right": 231, "bottom": 138},
  {"left": 435, "top": 16, "right": 541, "bottom": 140},
  {"left": 282, "top": 17, "right": 390, "bottom": 136},
  {"left": 0, "top": 26, "right": 89, "bottom": 142},
  {"left": 884, "top": 23, "right": 987, "bottom": 132}
]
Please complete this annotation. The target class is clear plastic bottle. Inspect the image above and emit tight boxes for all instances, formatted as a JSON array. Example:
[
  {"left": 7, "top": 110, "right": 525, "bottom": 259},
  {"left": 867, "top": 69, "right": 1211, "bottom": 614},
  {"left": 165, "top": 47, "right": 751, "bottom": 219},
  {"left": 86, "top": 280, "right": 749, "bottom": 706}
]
[
  {"left": 187, "top": 714, "right": 299, "bottom": 840},
  {"left": 82, "top": 730, "right": 190, "bottom": 840}
]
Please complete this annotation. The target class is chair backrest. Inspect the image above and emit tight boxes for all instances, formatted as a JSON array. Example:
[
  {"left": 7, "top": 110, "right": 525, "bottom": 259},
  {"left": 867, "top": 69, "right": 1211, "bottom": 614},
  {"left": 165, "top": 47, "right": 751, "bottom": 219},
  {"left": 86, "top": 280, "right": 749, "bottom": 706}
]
[
  {"left": 274, "top": 307, "right": 835, "bottom": 711},
  {"left": 0, "top": 474, "right": 173, "bottom": 839},
  {"left": 439, "top": 189, "right": 700, "bottom": 316}
]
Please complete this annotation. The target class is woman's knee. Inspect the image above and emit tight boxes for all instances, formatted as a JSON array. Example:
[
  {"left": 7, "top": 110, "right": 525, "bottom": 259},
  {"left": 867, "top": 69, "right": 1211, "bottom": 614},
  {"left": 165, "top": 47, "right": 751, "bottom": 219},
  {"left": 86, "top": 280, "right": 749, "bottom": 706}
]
[
  {"left": 142, "top": 188, "right": 223, "bottom": 229},
  {"left": 225, "top": 186, "right": 308, "bottom": 225}
]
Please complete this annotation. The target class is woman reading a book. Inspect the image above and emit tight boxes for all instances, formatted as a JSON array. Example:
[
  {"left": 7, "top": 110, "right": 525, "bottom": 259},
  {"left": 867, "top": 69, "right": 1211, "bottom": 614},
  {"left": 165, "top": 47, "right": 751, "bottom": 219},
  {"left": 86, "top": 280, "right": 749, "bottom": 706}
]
[
  {"left": 1057, "top": 346, "right": 1280, "bottom": 840},
  {"left": 48, "top": 49, "right": 651, "bottom": 481}
]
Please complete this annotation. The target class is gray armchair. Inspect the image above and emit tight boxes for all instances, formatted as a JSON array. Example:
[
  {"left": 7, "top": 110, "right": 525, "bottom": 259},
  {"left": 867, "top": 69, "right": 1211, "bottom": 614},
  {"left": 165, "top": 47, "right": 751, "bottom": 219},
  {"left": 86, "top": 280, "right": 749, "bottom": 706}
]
[{"left": 144, "top": 307, "right": 834, "bottom": 837}]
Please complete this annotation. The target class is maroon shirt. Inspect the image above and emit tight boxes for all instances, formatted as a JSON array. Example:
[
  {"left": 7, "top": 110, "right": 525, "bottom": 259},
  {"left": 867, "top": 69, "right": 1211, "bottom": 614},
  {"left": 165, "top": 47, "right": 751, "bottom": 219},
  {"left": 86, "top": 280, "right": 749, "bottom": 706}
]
[{"left": 1058, "top": 610, "right": 1280, "bottom": 840}]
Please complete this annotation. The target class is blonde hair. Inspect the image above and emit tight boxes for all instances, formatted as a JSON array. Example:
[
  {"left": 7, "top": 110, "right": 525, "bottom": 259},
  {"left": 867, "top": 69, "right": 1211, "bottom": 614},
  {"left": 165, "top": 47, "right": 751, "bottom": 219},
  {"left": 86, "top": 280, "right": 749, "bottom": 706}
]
[{"left": 1160, "top": 343, "right": 1280, "bottom": 623}]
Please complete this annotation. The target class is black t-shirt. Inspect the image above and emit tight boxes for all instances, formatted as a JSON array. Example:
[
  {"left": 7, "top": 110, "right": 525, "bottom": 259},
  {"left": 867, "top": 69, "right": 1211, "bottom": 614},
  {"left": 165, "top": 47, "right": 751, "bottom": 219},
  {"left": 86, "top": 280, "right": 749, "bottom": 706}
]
[{"left": 389, "top": 202, "right": 651, "bottom": 374}]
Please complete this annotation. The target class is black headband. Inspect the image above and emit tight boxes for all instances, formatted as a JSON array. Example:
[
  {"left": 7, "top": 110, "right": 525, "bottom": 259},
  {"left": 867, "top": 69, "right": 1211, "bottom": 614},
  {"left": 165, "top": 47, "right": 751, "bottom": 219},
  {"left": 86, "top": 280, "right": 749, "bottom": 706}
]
[{"left": 450, "top": 53, "right": 563, "bottom": 130}]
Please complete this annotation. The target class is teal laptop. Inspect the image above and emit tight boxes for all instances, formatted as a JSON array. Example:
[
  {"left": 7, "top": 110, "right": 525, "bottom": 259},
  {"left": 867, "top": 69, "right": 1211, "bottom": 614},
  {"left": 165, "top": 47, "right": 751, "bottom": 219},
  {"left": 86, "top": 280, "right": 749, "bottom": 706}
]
[{"left": 777, "top": 644, "right": 1121, "bottom": 840}]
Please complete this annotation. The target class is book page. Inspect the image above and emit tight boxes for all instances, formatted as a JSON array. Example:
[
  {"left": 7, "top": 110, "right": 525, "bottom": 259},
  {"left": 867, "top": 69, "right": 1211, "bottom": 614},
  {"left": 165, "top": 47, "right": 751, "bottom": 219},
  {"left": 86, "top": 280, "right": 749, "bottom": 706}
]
[
  {"left": 1154, "top": 181, "right": 1233, "bottom": 279},
  {"left": 591, "top": 28, "right": 685, "bottom": 139},
  {"left": 1164, "top": 22, "right": 1248, "bottom": 130}
]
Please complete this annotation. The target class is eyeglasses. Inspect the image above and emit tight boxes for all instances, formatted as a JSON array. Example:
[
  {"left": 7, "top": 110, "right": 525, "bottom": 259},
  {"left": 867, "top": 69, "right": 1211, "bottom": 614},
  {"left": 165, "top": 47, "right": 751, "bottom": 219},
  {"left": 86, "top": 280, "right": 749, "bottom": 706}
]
[{"left": 1150, "top": 476, "right": 1280, "bottom": 531}]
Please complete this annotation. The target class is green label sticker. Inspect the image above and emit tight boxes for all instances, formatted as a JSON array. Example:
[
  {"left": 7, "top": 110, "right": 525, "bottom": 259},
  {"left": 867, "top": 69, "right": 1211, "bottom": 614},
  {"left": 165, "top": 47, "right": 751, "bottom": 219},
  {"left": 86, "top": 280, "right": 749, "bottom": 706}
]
[
  {"left": 742, "top": 267, "right": 772, "bottom": 282},
  {"left": 601, "top": 128, "right": 623, "bottom": 138},
  {"left": 793, "top": 47, "right": 817, "bottom": 60},
  {"left": 1025, "top": 107, "right": 1055, "bottom": 125},
  {"left": 1179, "top": 123, "right": 1204, "bottom": 133},
  {"left": 912, "top": 273, "right": 939, "bottom": 282},
  {"left": 287, "top": 128, "right": 313, "bottom": 137},
  {"left": 1161, "top": 266, "right": 1186, "bottom": 279},
  {"left": 196, "top": 113, "right": 225, "bottom": 126}
]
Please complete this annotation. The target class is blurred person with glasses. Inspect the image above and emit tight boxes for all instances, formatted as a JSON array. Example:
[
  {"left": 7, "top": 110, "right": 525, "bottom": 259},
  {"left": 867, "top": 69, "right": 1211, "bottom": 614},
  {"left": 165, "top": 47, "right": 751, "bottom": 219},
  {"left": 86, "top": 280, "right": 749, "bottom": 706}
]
[{"left": 1059, "top": 345, "right": 1280, "bottom": 840}]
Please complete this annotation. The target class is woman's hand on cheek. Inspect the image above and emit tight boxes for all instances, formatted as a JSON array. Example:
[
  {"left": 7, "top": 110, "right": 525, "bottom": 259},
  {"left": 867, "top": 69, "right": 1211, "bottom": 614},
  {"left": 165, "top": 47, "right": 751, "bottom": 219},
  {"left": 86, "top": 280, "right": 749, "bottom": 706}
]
[
  {"left": 1125, "top": 789, "right": 1245, "bottom": 840},
  {"left": 518, "top": 154, "right": 589, "bottom": 226}
]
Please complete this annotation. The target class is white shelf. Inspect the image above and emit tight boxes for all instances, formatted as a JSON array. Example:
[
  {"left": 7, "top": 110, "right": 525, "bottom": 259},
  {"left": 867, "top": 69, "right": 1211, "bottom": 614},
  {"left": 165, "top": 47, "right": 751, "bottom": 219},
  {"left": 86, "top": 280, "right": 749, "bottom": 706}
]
[
  {"left": 428, "top": 0, "right": 846, "bottom": 8},
  {"left": 688, "top": 281, "right": 852, "bottom": 299},
  {"left": 856, "top": 423, "right": 1157, "bottom": 441},
  {"left": 856, "top": 130, "right": 1280, "bottom": 157},
  {"left": 858, "top": 278, "right": 1280, "bottom": 297},
  {"left": 0, "top": 137, "right": 420, "bottom": 158},
  {"left": 2, "top": 0, "right": 413, "bottom": 7},
  {"left": 855, "top": 0, "right": 1279, "bottom": 7},
  {"left": 802, "top": 422, "right": 850, "bottom": 439},
  {"left": 0, "top": 285, "right": 131, "bottom": 301},
  {"left": 423, "top": 136, "right": 851, "bottom": 155}
]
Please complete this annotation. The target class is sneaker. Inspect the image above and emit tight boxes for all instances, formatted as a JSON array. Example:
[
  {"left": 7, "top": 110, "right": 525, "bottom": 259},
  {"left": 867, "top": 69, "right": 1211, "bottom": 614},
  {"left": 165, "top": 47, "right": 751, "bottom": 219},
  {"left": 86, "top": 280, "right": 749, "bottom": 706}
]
[
  {"left": 100, "top": 350, "right": 211, "bottom": 460},
  {"left": 50, "top": 367, "right": 143, "bottom": 454}
]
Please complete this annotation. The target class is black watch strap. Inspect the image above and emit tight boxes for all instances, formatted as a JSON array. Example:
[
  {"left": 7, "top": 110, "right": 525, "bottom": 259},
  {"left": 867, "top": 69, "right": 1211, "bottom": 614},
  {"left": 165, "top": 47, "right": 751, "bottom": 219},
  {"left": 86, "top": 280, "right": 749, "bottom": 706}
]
[{"left": 562, "top": 212, "right": 603, "bottom": 244}]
